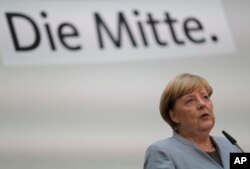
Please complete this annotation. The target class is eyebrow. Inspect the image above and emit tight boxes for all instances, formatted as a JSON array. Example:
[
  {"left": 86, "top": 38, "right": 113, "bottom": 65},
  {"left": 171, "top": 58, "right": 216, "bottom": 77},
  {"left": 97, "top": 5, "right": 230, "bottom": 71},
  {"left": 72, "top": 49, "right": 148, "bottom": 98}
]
[
  {"left": 182, "top": 94, "right": 195, "bottom": 99},
  {"left": 183, "top": 90, "right": 208, "bottom": 98}
]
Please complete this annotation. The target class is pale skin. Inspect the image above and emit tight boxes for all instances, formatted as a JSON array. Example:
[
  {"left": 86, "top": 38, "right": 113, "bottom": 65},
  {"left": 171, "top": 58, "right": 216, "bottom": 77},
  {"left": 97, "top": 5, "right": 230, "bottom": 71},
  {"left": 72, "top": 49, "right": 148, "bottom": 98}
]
[{"left": 169, "top": 86, "right": 215, "bottom": 152}]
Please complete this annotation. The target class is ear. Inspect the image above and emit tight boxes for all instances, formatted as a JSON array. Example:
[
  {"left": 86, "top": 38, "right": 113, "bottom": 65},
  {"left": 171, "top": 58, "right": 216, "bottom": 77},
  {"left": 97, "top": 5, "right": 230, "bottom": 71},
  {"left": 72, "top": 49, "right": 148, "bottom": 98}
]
[{"left": 169, "top": 110, "right": 180, "bottom": 123}]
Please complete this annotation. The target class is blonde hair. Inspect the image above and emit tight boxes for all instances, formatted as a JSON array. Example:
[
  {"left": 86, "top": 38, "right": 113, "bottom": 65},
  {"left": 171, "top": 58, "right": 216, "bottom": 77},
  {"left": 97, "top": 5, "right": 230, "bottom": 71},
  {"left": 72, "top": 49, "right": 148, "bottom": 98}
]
[{"left": 159, "top": 73, "right": 213, "bottom": 130}]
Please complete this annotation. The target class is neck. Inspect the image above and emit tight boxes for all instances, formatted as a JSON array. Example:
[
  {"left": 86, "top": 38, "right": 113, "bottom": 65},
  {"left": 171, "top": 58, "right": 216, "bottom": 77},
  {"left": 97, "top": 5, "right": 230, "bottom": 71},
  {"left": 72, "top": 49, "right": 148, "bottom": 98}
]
[
  {"left": 178, "top": 130, "right": 215, "bottom": 152},
  {"left": 178, "top": 129, "right": 210, "bottom": 142}
]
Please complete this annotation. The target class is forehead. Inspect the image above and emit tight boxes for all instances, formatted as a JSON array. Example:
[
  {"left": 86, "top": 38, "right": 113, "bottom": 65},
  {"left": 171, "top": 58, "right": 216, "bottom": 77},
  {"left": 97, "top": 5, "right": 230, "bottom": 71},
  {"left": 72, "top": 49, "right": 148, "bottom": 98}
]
[{"left": 181, "top": 86, "right": 208, "bottom": 97}]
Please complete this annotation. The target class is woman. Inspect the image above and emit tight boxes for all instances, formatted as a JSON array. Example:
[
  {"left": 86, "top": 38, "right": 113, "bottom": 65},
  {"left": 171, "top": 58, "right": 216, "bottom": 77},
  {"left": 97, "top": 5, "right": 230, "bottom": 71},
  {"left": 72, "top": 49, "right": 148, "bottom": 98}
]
[{"left": 143, "top": 73, "right": 240, "bottom": 169}]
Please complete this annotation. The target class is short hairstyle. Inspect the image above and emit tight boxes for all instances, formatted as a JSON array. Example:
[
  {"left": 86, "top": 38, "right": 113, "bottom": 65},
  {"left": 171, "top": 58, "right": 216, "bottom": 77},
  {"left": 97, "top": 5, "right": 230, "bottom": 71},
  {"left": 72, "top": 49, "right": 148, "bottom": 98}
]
[{"left": 159, "top": 73, "right": 213, "bottom": 130}]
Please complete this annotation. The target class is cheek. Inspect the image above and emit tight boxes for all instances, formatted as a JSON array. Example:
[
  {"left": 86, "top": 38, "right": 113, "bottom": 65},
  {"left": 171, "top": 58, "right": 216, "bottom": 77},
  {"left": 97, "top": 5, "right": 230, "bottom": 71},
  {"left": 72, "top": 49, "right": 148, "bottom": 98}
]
[
  {"left": 176, "top": 108, "right": 197, "bottom": 120},
  {"left": 208, "top": 102, "right": 214, "bottom": 112},
  {"left": 209, "top": 101, "right": 213, "bottom": 108},
  {"left": 207, "top": 102, "right": 215, "bottom": 119}
]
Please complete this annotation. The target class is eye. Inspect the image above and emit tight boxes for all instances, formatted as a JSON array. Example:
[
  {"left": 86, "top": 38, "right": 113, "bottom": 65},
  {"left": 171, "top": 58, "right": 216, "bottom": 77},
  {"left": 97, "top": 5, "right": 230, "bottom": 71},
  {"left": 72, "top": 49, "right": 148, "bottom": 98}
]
[
  {"left": 203, "top": 95, "right": 210, "bottom": 100},
  {"left": 186, "top": 98, "right": 194, "bottom": 104}
]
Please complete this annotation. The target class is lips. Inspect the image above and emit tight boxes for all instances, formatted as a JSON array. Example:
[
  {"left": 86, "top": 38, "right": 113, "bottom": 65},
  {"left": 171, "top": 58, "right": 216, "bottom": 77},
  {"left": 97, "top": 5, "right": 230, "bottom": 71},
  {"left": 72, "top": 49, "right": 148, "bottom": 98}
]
[{"left": 200, "top": 113, "right": 209, "bottom": 118}]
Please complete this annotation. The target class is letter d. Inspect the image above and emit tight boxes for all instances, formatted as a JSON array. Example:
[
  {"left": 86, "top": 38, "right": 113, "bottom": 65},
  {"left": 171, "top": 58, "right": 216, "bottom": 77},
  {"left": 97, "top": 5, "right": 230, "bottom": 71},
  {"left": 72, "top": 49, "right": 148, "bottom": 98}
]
[{"left": 5, "top": 12, "right": 40, "bottom": 51}]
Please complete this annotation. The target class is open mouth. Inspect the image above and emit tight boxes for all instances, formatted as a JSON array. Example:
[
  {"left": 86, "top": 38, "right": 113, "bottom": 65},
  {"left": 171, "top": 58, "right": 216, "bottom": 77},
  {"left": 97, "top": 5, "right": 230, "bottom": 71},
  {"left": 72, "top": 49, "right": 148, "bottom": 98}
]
[{"left": 200, "top": 113, "right": 209, "bottom": 118}]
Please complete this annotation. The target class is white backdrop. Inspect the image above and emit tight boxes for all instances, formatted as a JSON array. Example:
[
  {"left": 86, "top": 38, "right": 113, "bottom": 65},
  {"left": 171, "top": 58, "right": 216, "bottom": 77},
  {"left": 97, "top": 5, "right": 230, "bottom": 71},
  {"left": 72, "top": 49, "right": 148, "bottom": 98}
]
[{"left": 0, "top": 0, "right": 250, "bottom": 169}]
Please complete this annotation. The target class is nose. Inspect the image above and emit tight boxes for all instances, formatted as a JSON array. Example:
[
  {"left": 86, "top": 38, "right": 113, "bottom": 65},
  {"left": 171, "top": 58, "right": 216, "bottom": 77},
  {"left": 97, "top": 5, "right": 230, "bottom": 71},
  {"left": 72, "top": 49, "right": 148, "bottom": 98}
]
[{"left": 197, "top": 96, "right": 206, "bottom": 109}]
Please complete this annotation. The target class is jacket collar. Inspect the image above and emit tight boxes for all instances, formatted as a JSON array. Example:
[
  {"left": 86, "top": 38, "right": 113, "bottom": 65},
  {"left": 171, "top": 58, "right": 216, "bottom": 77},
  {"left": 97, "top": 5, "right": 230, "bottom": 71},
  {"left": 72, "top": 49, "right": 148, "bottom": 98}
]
[{"left": 172, "top": 132, "right": 225, "bottom": 169}]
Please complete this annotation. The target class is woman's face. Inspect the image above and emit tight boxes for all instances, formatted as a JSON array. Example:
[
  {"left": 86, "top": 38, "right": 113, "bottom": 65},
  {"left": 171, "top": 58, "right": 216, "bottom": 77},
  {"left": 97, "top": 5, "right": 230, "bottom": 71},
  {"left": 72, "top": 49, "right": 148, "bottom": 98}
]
[{"left": 170, "top": 86, "right": 215, "bottom": 137}]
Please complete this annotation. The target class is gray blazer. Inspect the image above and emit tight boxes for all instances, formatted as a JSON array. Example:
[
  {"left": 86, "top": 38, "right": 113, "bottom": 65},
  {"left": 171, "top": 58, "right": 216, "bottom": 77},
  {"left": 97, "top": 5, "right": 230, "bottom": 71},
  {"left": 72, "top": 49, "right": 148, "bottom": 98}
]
[{"left": 144, "top": 132, "right": 240, "bottom": 169}]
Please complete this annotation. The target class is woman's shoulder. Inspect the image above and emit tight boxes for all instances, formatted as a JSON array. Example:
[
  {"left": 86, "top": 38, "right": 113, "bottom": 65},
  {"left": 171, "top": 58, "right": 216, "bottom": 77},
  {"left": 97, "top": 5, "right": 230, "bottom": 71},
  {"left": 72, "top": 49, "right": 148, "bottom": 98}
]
[
  {"left": 146, "top": 135, "right": 180, "bottom": 153},
  {"left": 212, "top": 135, "right": 241, "bottom": 151}
]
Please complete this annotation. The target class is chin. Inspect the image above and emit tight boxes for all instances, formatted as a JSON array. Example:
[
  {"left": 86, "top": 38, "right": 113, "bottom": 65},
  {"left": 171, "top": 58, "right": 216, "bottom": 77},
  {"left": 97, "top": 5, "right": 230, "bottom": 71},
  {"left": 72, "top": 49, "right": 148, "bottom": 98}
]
[
  {"left": 200, "top": 122, "right": 214, "bottom": 132},
  {"left": 200, "top": 125, "right": 214, "bottom": 132}
]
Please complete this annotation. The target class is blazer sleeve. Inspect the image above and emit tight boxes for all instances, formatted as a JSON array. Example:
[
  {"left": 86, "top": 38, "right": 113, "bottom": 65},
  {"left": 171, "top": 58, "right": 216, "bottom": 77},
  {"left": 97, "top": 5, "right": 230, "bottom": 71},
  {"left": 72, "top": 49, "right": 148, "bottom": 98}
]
[{"left": 143, "top": 144, "right": 176, "bottom": 169}]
